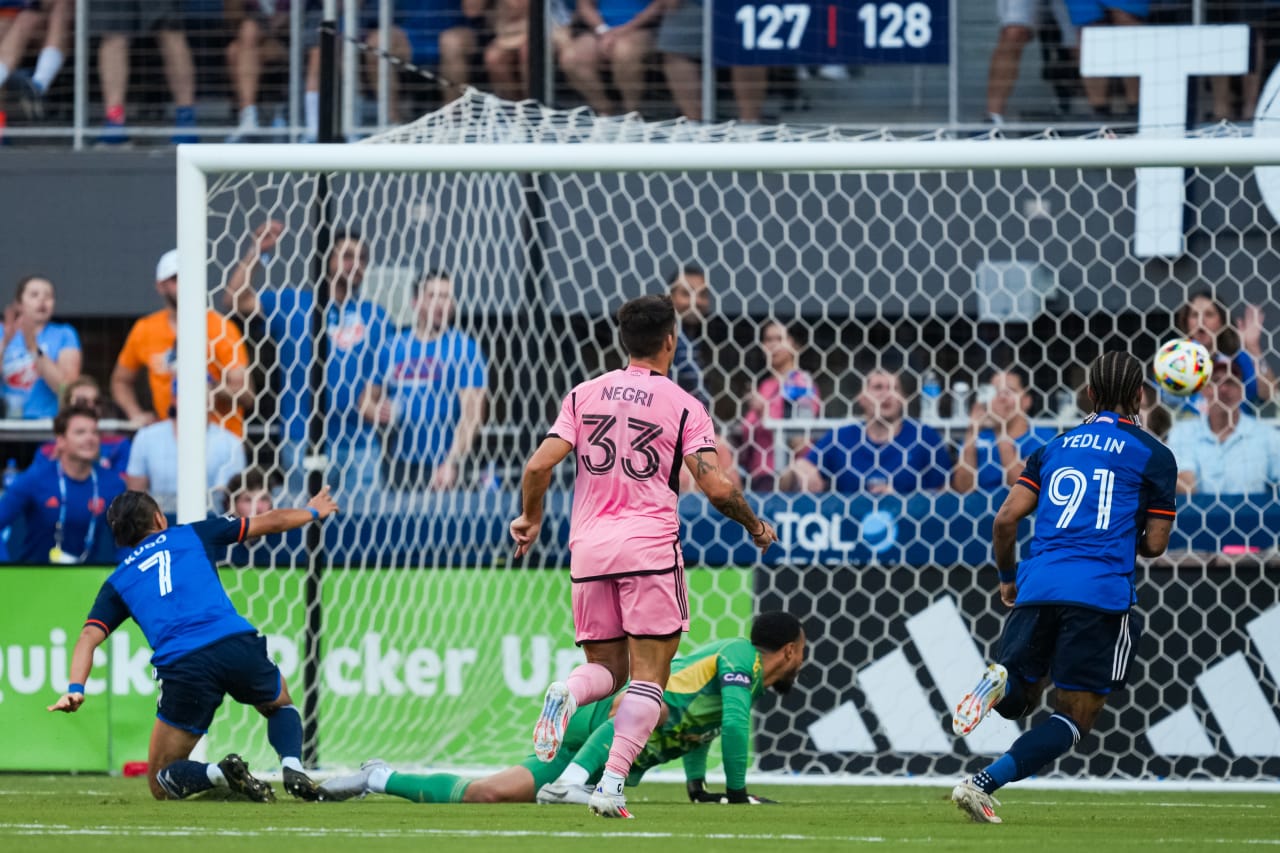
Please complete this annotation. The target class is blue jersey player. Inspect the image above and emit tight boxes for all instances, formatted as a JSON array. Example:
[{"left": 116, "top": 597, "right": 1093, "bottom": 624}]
[
  {"left": 47, "top": 487, "right": 340, "bottom": 803},
  {"left": 948, "top": 352, "right": 1177, "bottom": 824}
]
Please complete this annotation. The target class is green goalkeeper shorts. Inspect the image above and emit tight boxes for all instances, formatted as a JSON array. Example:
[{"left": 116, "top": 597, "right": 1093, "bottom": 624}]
[{"left": 518, "top": 697, "right": 615, "bottom": 790}]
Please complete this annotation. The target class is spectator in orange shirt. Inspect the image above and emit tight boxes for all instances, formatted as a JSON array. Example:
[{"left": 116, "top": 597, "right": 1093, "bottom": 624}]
[{"left": 110, "top": 250, "right": 253, "bottom": 438}]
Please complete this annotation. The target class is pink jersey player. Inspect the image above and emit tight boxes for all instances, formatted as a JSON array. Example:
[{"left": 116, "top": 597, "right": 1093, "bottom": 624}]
[
  {"left": 510, "top": 294, "right": 776, "bottom": 819},
  {"left": 551, "top": 366, "right": 716, "bottom": 581},
  {"left": 550, "top": 366, "right": 717, "bottom": 643}
]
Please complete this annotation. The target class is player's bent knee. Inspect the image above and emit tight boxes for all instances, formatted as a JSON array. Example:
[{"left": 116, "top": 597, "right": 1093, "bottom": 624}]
[{"left": 147, "top": 775, "right": 168, "bottom": 800}]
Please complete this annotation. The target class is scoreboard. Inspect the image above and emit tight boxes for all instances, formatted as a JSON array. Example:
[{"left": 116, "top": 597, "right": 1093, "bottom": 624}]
[{"left": 713, "top": 0, "right": 949, "bottom": 66}]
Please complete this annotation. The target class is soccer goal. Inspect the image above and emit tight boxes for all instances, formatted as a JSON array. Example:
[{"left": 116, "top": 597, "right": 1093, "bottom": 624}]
[{"left": 177, "top": 91, "right": 1280, "bottom": 786}]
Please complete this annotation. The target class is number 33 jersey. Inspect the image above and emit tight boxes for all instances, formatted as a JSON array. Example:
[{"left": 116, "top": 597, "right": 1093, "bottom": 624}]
[
  {"left": 548, "top": 366, "right": 718, "bottom": 581},
  {"left": 1013, "top": 411, "right": 1177, "bottom": 612}
]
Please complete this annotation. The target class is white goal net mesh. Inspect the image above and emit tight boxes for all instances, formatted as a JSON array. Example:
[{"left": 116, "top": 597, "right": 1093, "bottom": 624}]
[{"left": 197, "top": 91, "right": 1280, "bottom": 782}]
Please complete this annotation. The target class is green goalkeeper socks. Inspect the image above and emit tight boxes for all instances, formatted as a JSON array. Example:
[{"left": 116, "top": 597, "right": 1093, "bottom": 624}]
[
  {"left": 384, "top": 772, "right": 471, "bottom": 804},
  {"left": 568, "top": 719, "right": 616, "bottom": 778}
]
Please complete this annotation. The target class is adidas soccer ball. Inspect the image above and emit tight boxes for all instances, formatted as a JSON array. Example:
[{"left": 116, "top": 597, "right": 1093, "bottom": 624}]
[{"left": 1153, "top": 338, "right": 1212, "bottom": 397}]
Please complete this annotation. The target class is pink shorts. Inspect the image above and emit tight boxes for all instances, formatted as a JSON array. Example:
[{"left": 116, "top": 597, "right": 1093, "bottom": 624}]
[{"left": 571, "top": 569, "right": 690, "bottom": 644}]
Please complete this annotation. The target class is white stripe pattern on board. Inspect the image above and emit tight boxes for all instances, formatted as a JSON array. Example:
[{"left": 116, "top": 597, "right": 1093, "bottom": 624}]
[{"left": 1112, "top": 611, "right": 1131, "bottom": 682}]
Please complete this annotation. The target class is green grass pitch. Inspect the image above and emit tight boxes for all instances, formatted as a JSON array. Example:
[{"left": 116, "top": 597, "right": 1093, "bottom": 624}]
[{"left": 1, "top": 775, "right": 1276, "bottom": 852}]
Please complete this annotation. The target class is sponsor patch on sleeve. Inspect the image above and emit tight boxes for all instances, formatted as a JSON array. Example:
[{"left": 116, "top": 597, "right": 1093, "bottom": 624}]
[{"left": 722, "top": 672, "right": 752, "bottom": 687}]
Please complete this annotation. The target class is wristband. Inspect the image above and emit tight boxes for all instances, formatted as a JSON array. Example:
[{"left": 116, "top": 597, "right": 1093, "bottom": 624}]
[
  {"left": 594, "top": 22, "right": 610, "bottom": 34},
  {"left": 68, "top": 683, "right": 85, "bottom": 695},
  {"left": 307, "top": 507, "right": 321, "bottom": 523},
  {"left": 997, "top": 568, "right": 1017, "bottom": 584}
]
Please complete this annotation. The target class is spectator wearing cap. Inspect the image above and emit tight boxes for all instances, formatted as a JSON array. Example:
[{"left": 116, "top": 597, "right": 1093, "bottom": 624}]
[
  {"left": 111, "top": 250, "right": 253, "bottom": 437},
  {"left": 1166, "top": 354, "right": 1280, "bottom": 495}
]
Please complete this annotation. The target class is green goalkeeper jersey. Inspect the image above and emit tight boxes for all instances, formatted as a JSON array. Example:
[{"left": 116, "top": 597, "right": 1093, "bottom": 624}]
[{"left": 632, "top": 637, "right": 763, "bottom": 790}]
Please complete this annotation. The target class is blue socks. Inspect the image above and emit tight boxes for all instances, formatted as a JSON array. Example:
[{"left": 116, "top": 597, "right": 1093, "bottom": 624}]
[
  {"left": 267, "top": 704, "right": 304, "bottom": 765},
  {"left": 975, "top": 713, "right": 1082, "bottom": 793},
  {"left": 156, "top": 760, "right": 216, "bottom": 799}
]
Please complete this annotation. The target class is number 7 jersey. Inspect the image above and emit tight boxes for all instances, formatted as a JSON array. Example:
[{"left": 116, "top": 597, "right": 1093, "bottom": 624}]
[
  {"left": 548, "top": 366, "right": 718, "bottom": 580},
  {"left": 84, "top": 516, "right": 255, "bottom": 665},
  {"left": 1013, "top": 411, "right": 1177, "bottom": 612}
]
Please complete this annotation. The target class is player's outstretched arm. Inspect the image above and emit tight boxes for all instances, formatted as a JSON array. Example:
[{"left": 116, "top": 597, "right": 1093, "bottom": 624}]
[
  {"left": 511, "top": 437, "right": 572, "bottom": 558},
  {"left": 685, "top": 449, "right": 777, "bottom": 552},
  {"left": 1138, "top": 517, "right": 1173, "bottom": 558},
  {"left": 245, "top": 486, "right": 340, "bottom": 539},
  {"left": 47, "top": 624, "right": 108, "bottom": 713}
]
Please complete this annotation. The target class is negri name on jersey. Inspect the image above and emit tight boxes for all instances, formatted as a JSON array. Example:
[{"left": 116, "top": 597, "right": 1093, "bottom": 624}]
[{"left": 600, "top": 385, "right": 654, "bottom": 407}]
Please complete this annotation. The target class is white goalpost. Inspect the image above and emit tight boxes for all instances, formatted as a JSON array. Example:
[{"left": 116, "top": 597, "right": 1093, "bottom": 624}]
[{"left": 175, "top": 110, "right": 1280, "bottom": 788}]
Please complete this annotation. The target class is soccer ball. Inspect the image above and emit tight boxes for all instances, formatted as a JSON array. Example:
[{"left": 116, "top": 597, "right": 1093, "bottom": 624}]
[{"left": 1153, "top": 338, "right": 1212, "bottom": 396}]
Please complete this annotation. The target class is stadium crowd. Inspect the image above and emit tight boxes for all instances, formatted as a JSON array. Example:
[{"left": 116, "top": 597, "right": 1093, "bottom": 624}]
[
  {"left": 1, "top": 1, "right": 1279, "bottom": 139},
  {"left": 0, "top": 228, "right": 1275, "bottom": 565}
]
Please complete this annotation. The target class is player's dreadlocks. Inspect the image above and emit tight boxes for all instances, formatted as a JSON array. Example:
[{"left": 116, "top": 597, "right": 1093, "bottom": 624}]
[
  {"left": 1087, "top": 351, "right": 1145, "bottom": 417},
  {"left": 107, "top": 491, "right": 164, "bottom": 548}
]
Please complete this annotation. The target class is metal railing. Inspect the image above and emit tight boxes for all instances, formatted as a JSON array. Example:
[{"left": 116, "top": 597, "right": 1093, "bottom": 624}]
[{"left": 0, "top": 0, "right": 1227, "bottom": 149}]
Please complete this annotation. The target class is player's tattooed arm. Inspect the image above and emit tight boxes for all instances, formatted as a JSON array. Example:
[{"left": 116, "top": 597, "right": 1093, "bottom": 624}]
[{"left": 686, "top": 450, "right": 776, "bottom": 549}]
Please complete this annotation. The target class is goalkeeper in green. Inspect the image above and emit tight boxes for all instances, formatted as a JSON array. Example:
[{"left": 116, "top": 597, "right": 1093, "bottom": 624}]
[{"left": 318, "top": 612, "right": 805, "bottom": 812}]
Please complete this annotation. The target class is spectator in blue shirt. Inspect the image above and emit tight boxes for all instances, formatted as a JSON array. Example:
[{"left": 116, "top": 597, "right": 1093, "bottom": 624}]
[
  {"left": 781, "top": 367, "right": 951, "bottom": 495},
  {"left": 226, "top": 221, "right": 390, "bottom": 502},
  {"left": 125, "top": 391, "right": 247, "bottom": 514},
  {"left": 1, "top": 274, "right": 81, "bottom": 419},
  {"left": 953, "top": 368, "right": 1058, "bottom": 493},
  {"left": 361, "top": 270, "right": 487, "bottom": 490},
  {"left": 1166, "top": 354, "right": 1280, "bottom": 496},
  {"left": 0, "top": 405, "right": 126, "bottom": 563}
]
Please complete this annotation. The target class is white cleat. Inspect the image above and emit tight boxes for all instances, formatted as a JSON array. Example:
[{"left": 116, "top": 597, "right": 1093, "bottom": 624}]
[
  {"left": 536, "top": 781, "right": 595, "bottom": 805},
  {"left": 952, "top": 664, "right": 1008, "bottom": 736},
  {"left": 533, "top": 682, "right": 577, "bottom": 762},
  {"left": 588, "top": 785, "right": 634, "bottom": 819},
  {"left": 318, "top": 758, "right": 388, "bottom": 802},
  {"left": 951, "top": 777, "right": 1003, "bottom": 824}
]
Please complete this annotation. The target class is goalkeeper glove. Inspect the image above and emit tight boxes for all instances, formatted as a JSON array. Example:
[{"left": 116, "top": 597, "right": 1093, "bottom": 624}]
[{"left": 725, "top": 787, "right": 777, "bottom": 804}]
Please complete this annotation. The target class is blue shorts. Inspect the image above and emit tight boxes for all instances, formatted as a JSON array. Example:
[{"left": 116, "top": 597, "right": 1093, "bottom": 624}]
[
  {"left": 154, "top": 632, "right": 282, "bottom": 734},
  {"left": 997, "top": 605, "right": 1142, "bottom": 695},
  {"left": 1065, "top": 0, "right": 1148, "bottom": 26}
]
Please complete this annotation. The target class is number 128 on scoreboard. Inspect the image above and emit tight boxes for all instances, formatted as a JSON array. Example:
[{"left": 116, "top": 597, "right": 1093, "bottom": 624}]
[{"left": 714, "top": 0, "right": 949, "bottom": 67}]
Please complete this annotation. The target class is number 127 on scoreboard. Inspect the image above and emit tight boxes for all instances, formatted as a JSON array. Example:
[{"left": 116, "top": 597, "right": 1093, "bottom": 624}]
[{"left": 715, "top": 0, "right": 949, "bottom": 67}]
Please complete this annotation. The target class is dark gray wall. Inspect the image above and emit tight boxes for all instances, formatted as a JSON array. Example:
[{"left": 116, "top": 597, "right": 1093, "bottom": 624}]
[
  {"left": 3, "top": 150, "right": 1278, "bottom": 326},
  {"left": 0, "top": 151, "right": 177, "bottom": 317}
]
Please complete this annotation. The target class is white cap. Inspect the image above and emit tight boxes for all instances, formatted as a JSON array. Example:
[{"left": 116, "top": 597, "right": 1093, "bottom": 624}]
[{"left": 155, "top": 249, "right": 179, "bottom": 282}]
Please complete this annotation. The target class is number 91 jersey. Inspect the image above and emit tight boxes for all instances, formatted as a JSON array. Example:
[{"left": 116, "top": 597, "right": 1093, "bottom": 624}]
[
  {"left": 1013, "top": 411, "right": 1177, "bottom": 612},
  {"left": 548, "top": 366, "right": 718, "bottom": 581}
]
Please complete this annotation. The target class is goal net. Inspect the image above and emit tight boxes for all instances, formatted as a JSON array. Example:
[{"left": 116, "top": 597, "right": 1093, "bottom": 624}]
[{"left": 179, "top": 90, "right": 1280, "bottom": 784}]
